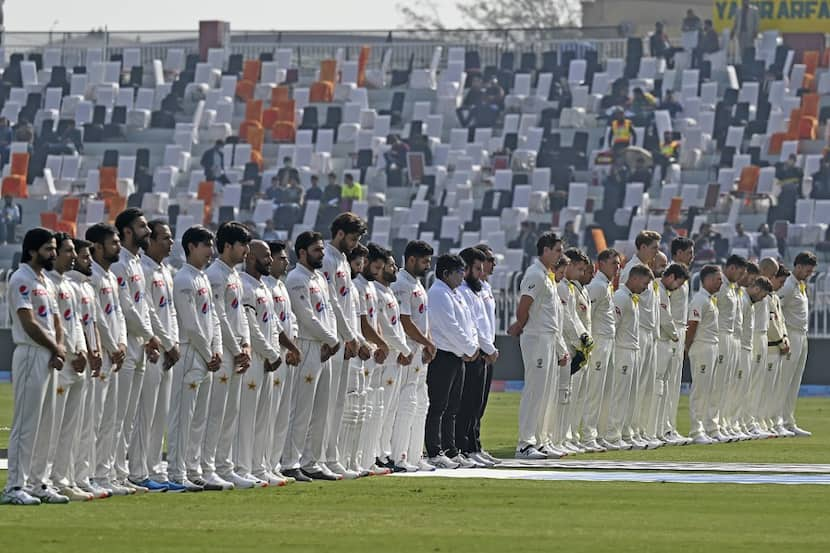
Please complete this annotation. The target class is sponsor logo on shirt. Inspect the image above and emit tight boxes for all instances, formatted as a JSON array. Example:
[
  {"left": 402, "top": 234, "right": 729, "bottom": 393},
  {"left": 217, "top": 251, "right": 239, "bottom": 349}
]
[
  {"left": 201, "top": 302, "right": 209, "bottom": 315},
  {"left": 37, "top": 305, "right": 48, "bottom": 318},
  {"left": 231, "top": 297, "right": 239, "bottom": 309},
  {"left": 418, "top": 303, "right": 426, "bottom": 314},
  {"left": 104, "top": 303, "right": 114, "bottom": 315},
  {"left": 81, "top": 296, "right": 91, "bottom": 305},
  {"left": 339, "top": 285, "right": 348, "bottom": 297},
  {"left": 262, "top": 311, "right": 269, "bottom": 323},
  {"left": 279, "top": 310, "right": 287, "bottom": 321},
  {"left": 152, "top": 279, "right": 165, "bottom": 288},
  {"left": 368, "top": 306, "right": 375, "bottom": 318},
  {"left": 197, "top": 287, "right": 208, "bottom": 297},
  {"left": 159, "top": 296, "right": 167, "bottom": 309},
  {"left": 117, "top": 276, "right": 126, "bottom": 288},
  {"left": 323, "top": 272, "right": 330, "bottom": 282},
  {"left": 18, "top": 285, "right": 29, "bottom": 297},
  {"left": 63, "top": 308, "right": 72, "bottom": 321},
  {"left": 59, "top": 291, "right": 71, "bottom": 300},
  {"left": 82, "top": 313, "right": 91, "bottom": 325},
  {"left": 386, "top": 301, "right": 395, "bottom": 309},
  {"left": 131, "top": 274, "right": 142, "bottom": 284},
  {"left": 309, "top": 286, "right": 320, "bottom": 294},
  {"left": 693, "top": 309, "right": 700, "bottom": 318},
  {"left": 134, "top": 291, "right": 142, "bottom": 303},
  {"left": 390, "top": 315, "right": 398, "bottom": 325},
  {"left": 101, "top": 287, "right": 112, "bottom": 296},
  {"left": 315, "top": 301, "right": 325, "bottom": 313}
]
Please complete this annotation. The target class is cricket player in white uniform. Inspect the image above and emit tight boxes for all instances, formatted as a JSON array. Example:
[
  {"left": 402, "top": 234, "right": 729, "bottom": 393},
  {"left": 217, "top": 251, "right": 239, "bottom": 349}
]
[
  {"left": 111, "top": 208, "right": 161, "bottom": 494},
  {"left": 568, "top": 250, "right": 595, "bottom": 451},
  {"left": 354, "top": 248, "right": 392, "bottom": 476},
  {"left": 1, "top": 229, "right": 67, "bottom": 506},
  {"left": 747, "top": 259, "right": 776, "bottom": 436},
  {"left": 264, "top": 240, "right": 301, "bottom": 480},
  {"left": 602, "top": 264, "right": 652, "bottom": 450},
  {"left": 87, "top": 223, "right": 130, "bottom": 497},
  {"left": 455, "top": 247, "right": 496, "bottom": 469},
  {"left": 167, "top": 226, "right": 223, "bottom": 492},
  {"left": 733, "top": 270, "right": 772, "bottom": 439},
  {"left": 204, "top": 222, "right": 254, "bottom": 491},
  {"left": 687, "top": 265, "right": 722, "bottom": 445},
  {"left": 65, "top": 240, "right": 108, "bottom": 499},
  {"left": 391, "top": 241, "right": 436, "bottom": 471},
  {"left": 651, "top": 261, "right": 689, "bottom": 445},
  {"left": 282, "top": 231, "right": 341, "bottom": 482},
  {"left": 663, "top": 238, "right": 694, "bottom": 443},
  {"left": 322, "top": 213, "right": 369, "bottom": 480},
  {"left": 45, "top": 233, "right": 91, "bottom": 501},
  {"left": 618, "top": 231, "right": 661, "bottom": 449},
  {"left": 765, "top": 265, "right": 792, "bottom": 436},
  {"left": 240, "top": 240, "right": 301, "bottom": 486},
  {"left": 508, "top": 232, "right": 569, "bottom": 460},
  {"left": 586, "top": 248, "right": 620, "bottom": 451},
  {"left": 777, "top": 252, "right": 816, "bottom": 436},
  {"left": 374, "top": 246, "right": 414, "bottom": 469},
  {"left": 712, "top": 255, "right": 746, "bottom": 441},
  {"left": 139, "top": 222, "right": 186, "bottom": 492}
]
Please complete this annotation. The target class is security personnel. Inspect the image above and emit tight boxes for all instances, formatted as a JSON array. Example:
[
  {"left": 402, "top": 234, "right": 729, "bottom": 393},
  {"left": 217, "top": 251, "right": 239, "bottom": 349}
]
[
  {"left": 603, "top": 264, "right": 652, "bottom": 450},
  {"left": 204, "top": 222, "right": 254, "bottom": 491},
  {"left": 167, "top": 225, "right": 223, "bottom": 492},
  {"left": 778, "top": 252, "right": 817, "bottom": 437},
  {"left": 282, "top": 231, "right": 341, "bottom": 482},
  {"left": 607, "top": 109, "right": 636, "bottom": 155},
  {"left": 587, "top": 249, "right": 620, "bottom": 451},
  {"left": 687, "top": 265, "right": 722, "bottom": 445},
  {"left": 508, "top": 232, "right": 568, "bottom": 460}
]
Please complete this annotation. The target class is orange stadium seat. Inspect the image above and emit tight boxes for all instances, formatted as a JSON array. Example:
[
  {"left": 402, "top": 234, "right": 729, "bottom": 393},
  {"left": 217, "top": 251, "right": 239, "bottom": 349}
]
[
  {"left": 357, "top": 46, "right": 370, "bottom": 87},
  {"left": 309, "top": 81, "right": 333, "bottom": 103},
  {"left": 738, "top": 165, "right": 760, "bottom": 195},
  {"left": 242, "top": 60, "right": 261, "bottom": 83},
  {"left": 803, "top": 50, "right": 819, "bottom": 75},
  {"left": 245, "top": 99, "right": 264, "bottom": 123},
  {"left": 40, "top": 212, "right": 58, "bottom": 230},
  {"left": 250, "top": 149, "right": 263, "bottom": 171},
  {"left": 10, "top": 152, "right": 29, "bottom": 179},
  {"left": 61, "top": 197, "right": 81, "bottom": 225},
  {"left": 274, "top": 100, "right": 296, "bottom": 122},
  {"left": 801, "top": 93, "right": 820, "bottom": 119},
  {"left": 319, "top": 59, "right": 337, "bottom": 83},
  {"left": 591, "top": 228, "right": 608, "bottom": 253},
  {"left": 1, "top": 176, "right": 27, "bottom": 199},
  {"left": 666, "top": 197, "right": 683, "bottom": 224},
  {"left": 247, "top": 126, "right": 265, "bottom": 153},
  {"left": 768, "top": 132, "right": 786, "bottom": 155},
  {"left": 239, "top": 120, "right": 262, "bottom": 142},
  {"left": 799, "top": 116, "right": 818, "bottom": 140},
  {"left": 272, "top": 121, "right": 296, "bottom": 142},
  {"left": 271, "top": 86, "right": 290, "bottom": 106},
  {"left": 235, "top": 80, "right": 255, "bottom": 102},
  {"left": 263, "top": 107, "right": 281, "bottom": 130}
]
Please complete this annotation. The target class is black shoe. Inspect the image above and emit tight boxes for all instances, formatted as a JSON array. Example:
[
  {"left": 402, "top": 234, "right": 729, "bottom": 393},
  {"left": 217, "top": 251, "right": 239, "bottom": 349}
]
[
  {"left": 282, "top": 469, "right": 313, "bottom": 483},
  {"left": 377, "top": 456, "right": 396, "bottom": 470},
  {"left": 191, "top": 478, "right": 224, "bottom": 492},
  {"left": 300, "top": 468, "right": 339, "bottom": 481}
]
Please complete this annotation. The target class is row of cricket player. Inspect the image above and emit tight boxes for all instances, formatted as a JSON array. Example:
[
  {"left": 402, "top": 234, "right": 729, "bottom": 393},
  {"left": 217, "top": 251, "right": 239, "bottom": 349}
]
[
  {"left": 2, "top": 208, "right": 504, "bottom": 505},
  {"left": 512, "top": 229, "right": 816, "bottom": 459}
]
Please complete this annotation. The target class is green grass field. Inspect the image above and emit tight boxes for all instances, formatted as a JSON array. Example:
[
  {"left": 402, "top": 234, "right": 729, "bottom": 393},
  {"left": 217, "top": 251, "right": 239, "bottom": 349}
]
[{"left": 1, "top": 383, "right": 828, "bottom": 552}]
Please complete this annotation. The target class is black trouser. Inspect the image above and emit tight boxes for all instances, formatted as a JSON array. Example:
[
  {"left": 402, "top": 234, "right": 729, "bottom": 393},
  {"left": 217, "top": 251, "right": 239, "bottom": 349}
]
[
  {"left": 456, "top": 356, "right": 487, "bottom": 454},
  {"left": 425, "top": 350, "right": 465, "bottom": 458},
  {"left": 476, "top": 361, "right": 494, "bottom": 451}
]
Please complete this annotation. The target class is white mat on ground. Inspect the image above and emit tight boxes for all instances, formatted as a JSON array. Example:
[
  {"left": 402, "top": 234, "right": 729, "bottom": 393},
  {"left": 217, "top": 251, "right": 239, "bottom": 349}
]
[
  {"left": 497, "top": 459, "right": 830, "bottom": 473},
  {"left": 395, "top": 468, "right": 830, "bottom": 485}
]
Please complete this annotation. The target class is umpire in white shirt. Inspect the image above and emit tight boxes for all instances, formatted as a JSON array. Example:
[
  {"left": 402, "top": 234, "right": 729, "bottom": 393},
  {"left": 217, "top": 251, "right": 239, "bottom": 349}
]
[{"left": 425, "top": 254, "right": 479, "bottom": 469}]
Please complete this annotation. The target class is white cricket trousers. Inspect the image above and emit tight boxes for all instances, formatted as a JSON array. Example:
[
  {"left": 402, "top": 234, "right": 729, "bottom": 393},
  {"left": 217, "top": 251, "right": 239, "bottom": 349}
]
[
  {"left": 75, "top": 374, "right": 97, "bottom": 486},
  {"left": 356, "top": 360, "right": 381, "bottom": 470},
  {"left": 780, "top": 330, "right": 808, "bottom": 429},
  {"left": 115, "top": 336, "right": 147, "bottom": 482},
  {"left": 49, "top": 368, "right": 87, "bottom": 487},
  {"left": 337, "top": 357, "right": 364, "bottom": 470},
  {"left": 166, "top": 344, "right": 211, "bottom": 482},
  {"left": 408, "top": 359, "right": 430, "bottom": 463},
  {"left": 282, "top": 339, "right": 326, "bottom": 470},
  {"left": 5, "top": 345, "right": 52, "bottom": 491},
  {"left": 654, "top": 339, "right": 680, "bottom": 438},
  {"left": 203, "top": 351, "right": 237, "bottom": 478},
  {"left": 632, "top": 330, "right": 656, "bottom": 438},
  {"left": 269, "top": 360, "right": 293, "bottom": 473},
  {"left": 379, "top": 359, "right": 403, "bottom": 460},
  {"left": 730, "top": 348, "right": 753, "bottom": 431},
  {"left": 324, "top": 353, "right": 349, "bottom": 464},
  {"left": 566, "top": 351, "right": 589, "bottom": 443},
  {"left": 762, "top": 348, "right": 784, "bottom": 428},
  {"left": 602, "top": 347, "right": 637, "bottom": 443},
  {"left": 391, "top": 352, "right": 423, "bottom": 463},
  {"left": 129, "top": 356, "right": 167, "bottom": 482},
  {"left": 93, "top": 359, "right": 119, "bottom": 484},
  {"left": 666, "top": 329, "right": 686, "bottom": 435},
  {"left": 581, "top": 336, "right": 612, "bottom": 441},
  {"left": 712, "top": 333, "right": 737, "bottom": 431},
  {"left": 744, "top": 333, "right": 768, "bottom": 429},
  {"left": 688, "top": 341, "right": 719, "bottom": 437},
  {"left": 517, "top": 333, "right": 556, "bottom": 448},
  {"left": 235, "top": 356, "right": 274, "bottom": 478}
]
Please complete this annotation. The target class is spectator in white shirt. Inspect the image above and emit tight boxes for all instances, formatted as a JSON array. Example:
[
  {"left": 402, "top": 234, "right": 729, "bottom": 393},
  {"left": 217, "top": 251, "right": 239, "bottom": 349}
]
[{"left": 425, "top": 254, "right": 479, "bottom": 469}]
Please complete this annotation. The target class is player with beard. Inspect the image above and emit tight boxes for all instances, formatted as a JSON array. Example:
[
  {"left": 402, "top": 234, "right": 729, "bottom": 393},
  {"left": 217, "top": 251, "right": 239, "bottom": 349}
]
[
  {"left": 282, "top": 232, "right": 341, "bottom": 482},
  {"left": 1, "top": 229, "right": 68, "bottom": 506},
  {"left": 138, "top": 222, "right": 186, "bottom": 492},
  {"left": 263, "top": 241, "right": 302, "bottom": 481},
  {"left": 322, "top": 213, "right": 370, "bottom": 480},
  {"left": 111, "top": 208, "right": 162, "bottom": 493},
  {"left": 239, "top": 240, "right": 301, "bottom": 486},
  {"left": 455, "top": 247, "right": 495, "bottom": 468},
  {"left": 87, "top": 223, "right": 129, "bottom": 496},
  {"left": 44, "top": 233, "right": 91, "bottom": 501},
  {"left": 390, "top": 240, "right": 437, "bottom": 472},
  {"left": 65, "top": 239, "right": 108, "bottom": 498},
  {"left": 354, "top": 243, "right": 392, "bottom": 475},
  {"left": 373, "top": 246, "right": 413, "bottom": 471}
]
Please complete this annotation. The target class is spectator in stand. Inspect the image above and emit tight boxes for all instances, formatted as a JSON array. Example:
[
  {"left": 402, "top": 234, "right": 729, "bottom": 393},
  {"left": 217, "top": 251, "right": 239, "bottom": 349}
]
[
  {"left": 265, "top": 176, "right": 285, "bottom": 203},
  {"left": 774, "top": 154, "right": 803, "bottom": 222},
  {"left": 629, "top": 157, "right": 654, "bottom": 189},
  {"left": 485, "top": 77, "right": 505, "bottom": 111},
  {"left": 732, "top": 0, "right": 760, "bottom": 64},
  {"left": 682, "top": 9, "right": 702, "bottom": 32},
  {"left": 693, "top": 223, "right": 720, "bottom": 263},
  {"left": 55, "top": 120, "right": 84, "bottom": 155},
  {"left": 200, "top": 139, "right": 230, "bottom": 184},
  {"left": 657, "top": 130, "right": 680, "bottom": 183},
  {"left": 13, "top": 117, "right": 34, "bottom": 145},
  {"left": 276, "top": 156, "right": 300, "bottom": 186},
  {"left": 262, "top": 219, "right": 280, "bottom": 241},
  {"left": 732, "top": 223, "right": 753, "bottom": 251},
  {"left": 323, "top": 172, "right": 342, "bottom": 206},
  {"left": 0, "top": 194, "right": 21, "bottom": 245},
  {"left": 811, "top": 156, "right": 830, "bottom": 199},
  {"left": 600, "top": 78, "right": 630, "bottom": 112},
  {"left": 341, "top": 174, "right": 364, "bottom": 211},
  {"left": 661, "top": 222, "right": 678, "bottom": 250},
  {"left": 306, "top": 174, "right": 323, "bottom": 202},
  {"left": 562, "top": 221, "right": 580, "bottom": 248},
  {"left": 457, "top": 74, "right": 485, "bottom": 127},
  {"left": 607, "top": 109, "right": 636, "bottom": 156},
  {"left": 282, "top": 175, "right": 305, "bottom": 206},
  {"left": 384, "top": 134, "right": 410, "bottom": 170},
  {"left": 659, "top": 90, "right": 684, "bottom": 119},
  {"left": 508, "top": 221, "right": 539, "bottom": 269},
  {"left": 650, "top": 22, "right": 681, "bottom": 68},
  {"left": 757, "top": 224, "right": 780, "bottom": 255},
  {"left": 0, "top": 116, "right": 13, "bottom": 169},
  {"left": 642, "top": 123, "right": 661, "bottom": 155},
  {"left": 700, "top": 19, "right": 721, "bottom": 54},
  {"left": 409, "top": 134, "right": 433, "bottom": 166},
  {"left": 630, "top": 87, "right": 657, "bottom": 124}
]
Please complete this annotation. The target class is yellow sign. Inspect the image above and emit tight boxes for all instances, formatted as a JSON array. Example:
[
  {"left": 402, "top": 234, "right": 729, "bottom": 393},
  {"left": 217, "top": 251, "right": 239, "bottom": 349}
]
[{"left": 713, "top": 1, "right": 830, "bottom": 33}]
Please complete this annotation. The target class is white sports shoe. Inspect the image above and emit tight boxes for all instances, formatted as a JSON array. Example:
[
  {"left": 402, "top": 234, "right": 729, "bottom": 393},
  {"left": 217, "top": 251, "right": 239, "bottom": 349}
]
[
  {"left": 60, "top": 486, "right": 94, "bottom": 502},
  {"left": 708, "top": 430, "right": 730, "bottom": 443},
  {"left": 317, "top": 464, "right": 344, "bottom": 481},
  {"left": 516, "top": 445, "right": 547, "bottom": 460},
  {"left": 538, "top": 443, "right": 567, "bottom": 458},
  {"left": 450, "top": 454, "right": 477, "bottom": 469},
  {"left": 581, "top": 440, "right": 606, "bottom": 453},
  {"left": 417, "top": 459, "right": 437, "bottom": 472},
  {"left": 627, "top": 437, "right": 647, "bottom": 450},
  {"left": 479, "top": 451, "right": 501, "bottom": 465},
  {"left": 468, "top": 452, "right": 495, "bottom": 467},
  {"left": 326, "top": 462, "right": 360, "bottom": 480},
  {"left": 120, "top": 479, "right": 148, "bottom": 494},
  {"left": 599, "top": 439, "right": 619, "bottom": 451},
  {"left": 692, "top": 433, "right": 715, "bottom": 445},
  {"left": 77, "top": 481, "right": 111, "bottom": 499},
  {"left": 1, "top": 488, "right": 41, "bottom": 505},
  {"left": 774, "top": 425, "right": 794, "bottom": 437},
  {"left": 393, "top": 460, "right": 420, "bottom": 473},
  {"left": 562, "top": 441, "right": 585, "bottom": 454},
  {"left": 30, "top": 485, "right": 70, "bottom": 504},
  {"left": 429, "top": 454, "right": 460, "bottom": 469},
  {"left": 608, "top": 440, "right": 633, "bottom": 451},
  {"left": 645, "top": 438, "right": 664, "bottom": 450},
  {"left": 222, "top": 472, "right": 256, "bottom": 489},
  {"left": 242, "top": 473, "right": 270, "bottom": 487},
  {"left": 369, "top": 463, "right": 392, "bottom": 476},
  {"left": 788, "top": 426, "right": 812, "bottom": 437},
  {"left": 98, "top": 480, "right": 133, "bottom": 496},
  {"left": 204, "top": 472, "right": 235, "bottom": 491}
]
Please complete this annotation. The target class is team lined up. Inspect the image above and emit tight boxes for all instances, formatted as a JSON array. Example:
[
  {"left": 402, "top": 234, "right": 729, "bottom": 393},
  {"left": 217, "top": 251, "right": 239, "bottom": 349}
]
[
  {"left": 511, "top": 230, "right": 816, "bottom": 459},
  {"left": 2, "top": 209, "right": 503, "bottom": 505}
]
